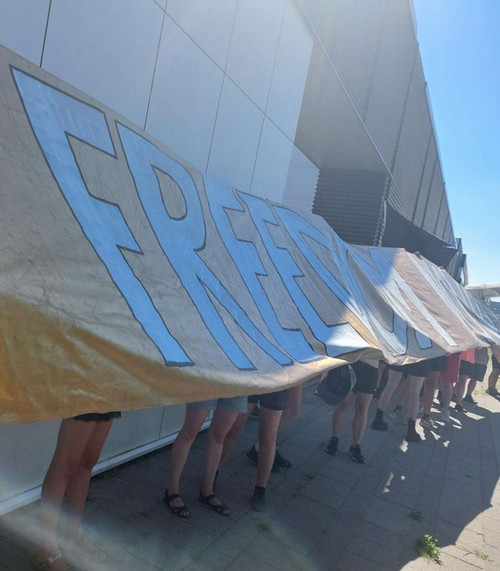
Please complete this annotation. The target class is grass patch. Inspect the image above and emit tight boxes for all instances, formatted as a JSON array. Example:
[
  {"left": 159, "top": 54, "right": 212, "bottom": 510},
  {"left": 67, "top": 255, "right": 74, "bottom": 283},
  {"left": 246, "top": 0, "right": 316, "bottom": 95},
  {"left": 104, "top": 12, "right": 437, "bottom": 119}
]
[
  {"left": 415, "top": 534, "right": 441, "bottom": 564},
  {"left": 258, "top": 521, "right": 272, "bottom": 532},
  {"left": 409, "top": 510, "right": 424, "bottom": 521},
  {"left": 461, "top": 547, "right": 489, "bottom": 560}
]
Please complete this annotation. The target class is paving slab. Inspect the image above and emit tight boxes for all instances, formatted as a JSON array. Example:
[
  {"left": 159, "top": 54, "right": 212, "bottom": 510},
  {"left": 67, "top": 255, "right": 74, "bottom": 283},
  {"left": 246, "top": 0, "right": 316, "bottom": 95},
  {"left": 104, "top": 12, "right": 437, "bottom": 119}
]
[{"left": 1, "top": 381, "right": 500, "bottom": 569}]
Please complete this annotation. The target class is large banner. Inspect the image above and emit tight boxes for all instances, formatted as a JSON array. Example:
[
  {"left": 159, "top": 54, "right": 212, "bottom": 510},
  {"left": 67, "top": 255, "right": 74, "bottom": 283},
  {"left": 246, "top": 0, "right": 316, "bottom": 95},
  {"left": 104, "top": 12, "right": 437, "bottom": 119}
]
[{"left": 1, "top": 45, "right": 500, "bottom": 424}]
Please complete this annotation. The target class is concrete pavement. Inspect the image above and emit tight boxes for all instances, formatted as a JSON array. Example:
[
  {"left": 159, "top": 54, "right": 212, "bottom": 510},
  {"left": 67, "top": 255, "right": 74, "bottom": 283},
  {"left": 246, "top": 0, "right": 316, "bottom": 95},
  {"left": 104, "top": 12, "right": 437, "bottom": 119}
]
[{"left": 1, "top": 378, "right": 500, "bottom": 570}]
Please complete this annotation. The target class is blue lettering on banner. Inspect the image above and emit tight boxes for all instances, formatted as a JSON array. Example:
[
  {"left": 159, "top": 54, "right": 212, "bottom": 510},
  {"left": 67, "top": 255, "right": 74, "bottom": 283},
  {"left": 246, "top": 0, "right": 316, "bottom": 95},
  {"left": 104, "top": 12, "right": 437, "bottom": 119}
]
[
  {"left": 116, "top": 125, "right": 291, "bottom": 370},
  {"left": 350, "top": 247, "right": 457, "bottom": 350},
  {"left": 12, "top": 68, "right": 191, "bottom": 366},
  {"left": 239, "top": 193, "right": 370, "bottom": 357},
  {"left": 205, "top": 178, "right": 320, "bottom": 363}
]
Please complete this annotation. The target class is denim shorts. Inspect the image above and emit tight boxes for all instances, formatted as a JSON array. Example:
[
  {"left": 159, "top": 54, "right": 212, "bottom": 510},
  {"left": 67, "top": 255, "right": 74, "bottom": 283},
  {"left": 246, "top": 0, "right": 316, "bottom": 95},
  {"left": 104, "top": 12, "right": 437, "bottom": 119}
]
[{"left": 191, "top": 396, "right": 248, "bottom": 413}]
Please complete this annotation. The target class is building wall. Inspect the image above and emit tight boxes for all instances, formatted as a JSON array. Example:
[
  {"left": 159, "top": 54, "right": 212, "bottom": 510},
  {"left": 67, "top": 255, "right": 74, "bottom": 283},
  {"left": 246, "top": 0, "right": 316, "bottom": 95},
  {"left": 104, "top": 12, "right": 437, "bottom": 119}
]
[
  {"left": 307, "top": 0, "right": 454, "bottom": 247},
  {"left": 0, "top": 0, "right": 455, "bottom": 511}
]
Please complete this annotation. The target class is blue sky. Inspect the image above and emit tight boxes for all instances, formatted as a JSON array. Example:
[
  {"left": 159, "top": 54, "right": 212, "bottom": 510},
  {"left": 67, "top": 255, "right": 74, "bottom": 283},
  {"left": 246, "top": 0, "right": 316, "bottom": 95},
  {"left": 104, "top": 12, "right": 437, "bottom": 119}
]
[{"left": 413, "top": 0, "right": 500, "bottom": 286}]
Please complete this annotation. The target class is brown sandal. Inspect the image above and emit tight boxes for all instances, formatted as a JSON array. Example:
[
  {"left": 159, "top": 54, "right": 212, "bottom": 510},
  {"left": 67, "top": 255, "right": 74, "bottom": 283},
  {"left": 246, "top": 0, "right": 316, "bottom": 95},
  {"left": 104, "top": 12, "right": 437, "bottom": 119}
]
[{"left": 164, "top": 490, "right": 191, "bottom": 518}]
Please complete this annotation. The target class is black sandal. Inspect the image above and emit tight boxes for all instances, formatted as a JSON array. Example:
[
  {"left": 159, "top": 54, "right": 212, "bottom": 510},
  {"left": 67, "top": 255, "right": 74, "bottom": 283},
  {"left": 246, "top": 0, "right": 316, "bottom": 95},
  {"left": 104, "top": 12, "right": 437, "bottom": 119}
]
[
  {"left": 164, "top": 490, "right": 191, "bottom": 518},
  {"left": 199, "top": 491, "right": 230, "bottom": 516}
]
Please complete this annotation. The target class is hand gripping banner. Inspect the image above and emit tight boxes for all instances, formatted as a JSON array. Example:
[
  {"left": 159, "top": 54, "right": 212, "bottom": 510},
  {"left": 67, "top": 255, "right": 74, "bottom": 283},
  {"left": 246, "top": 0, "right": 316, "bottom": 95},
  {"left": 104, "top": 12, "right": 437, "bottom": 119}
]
[{"left": 1, "top": 45, "right": 500, "bottom": 423}]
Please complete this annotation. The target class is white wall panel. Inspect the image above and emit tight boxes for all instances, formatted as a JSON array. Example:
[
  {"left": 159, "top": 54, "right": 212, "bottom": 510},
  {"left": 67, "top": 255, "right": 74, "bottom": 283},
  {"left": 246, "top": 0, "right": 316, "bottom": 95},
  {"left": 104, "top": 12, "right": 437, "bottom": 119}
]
[
  {"left": 100, "top": 408, "right": 165, "bottom": 458},
  {"left": 0, "top": 0, "right": 50, "bottom": 65},
  {"left": 251, "top": 119, "right": 294, "bottom": 203},
  {"left": 282, "top": 145, "right": 319, "bottom": 211},
  {"left": 266, "top": 1, "right": 313, "bottom": 140},
  {"left": 146, "top": 18, "right": 224, "bottom": 172},
  {"left": 42, "top": 0, "right": 163, "bottom": 127},
  {"left": 225, "top": 0, "right": 286, "bottom": 110},
  {"left": 207, "top": 78, "right": 264, "bottom": 191},
  {"left": 166, "top": 0, "right": 237, "bottom": 69}
]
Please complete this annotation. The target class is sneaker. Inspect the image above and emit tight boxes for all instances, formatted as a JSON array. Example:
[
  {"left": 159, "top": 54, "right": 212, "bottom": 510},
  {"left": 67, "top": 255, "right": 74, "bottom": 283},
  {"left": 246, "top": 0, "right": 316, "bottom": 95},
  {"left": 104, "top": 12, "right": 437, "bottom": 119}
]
[
  {"left": 246, "top": 445, "right": 284, "bottom": 473},
  {"left": 251, "top": 489, "right": 266, "bottom": 511},
  {"left": 419, "top": 416, "right": 439, "bottom": 432},
  {"left": 371, "top": 416, "right": 388, "bottom": 431},
  {"left": 454, "top": 403, "right": 466, "bottom": 413},
  {"left": 349, "top": 444, "right": 366, "bottom": 464},
  {"left": 405, "top": 430, "right": 422, "bottom": 443},
  {"left": 325, "top": 436, "right": 339, "bottom": 456},
  {"left": 274, "top": 449, "right": 292, "bottom": 469},
  {"left": 389, "top": 409, "right": 407, "bottom": 424},
  {"left": 440, "top": 409, "right": 451, "bottom": 423},
  {"left": 246, "top": 445, "right": 258, "bottom": 466},
  {"left": 463, "top": 394, "right": 477, "bottom": 404}
]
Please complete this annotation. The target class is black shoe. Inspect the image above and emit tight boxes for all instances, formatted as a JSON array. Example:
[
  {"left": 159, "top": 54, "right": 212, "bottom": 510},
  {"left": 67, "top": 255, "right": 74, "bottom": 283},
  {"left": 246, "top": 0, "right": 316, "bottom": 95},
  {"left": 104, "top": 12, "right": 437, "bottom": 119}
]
[
  {"left": 349, "top": 444, "right": 366, "bottom": 463},
  {"left": 246, "top": 445, "right": 282, "bottom": 473},
  {"left": 246, "top": 445, "right": 258, "bottom": 465},
  {"left": 325, "top": 436, "right": 339, "bottom": 455},
  {"left": 371, "top": 416, "right": 388, "bottom": 431},
  {"left": 463, "top": 394, "right": 477, "bottom": 404},
  {"left": 454, "top": 403, "right": 467, "bottom": 413},
  {"left": 251, "top": 489, "right": 266, "bottom": 511},
  {"left": 274, "top": 449, "right": 292, "bottom": 469},
  {"left": 405, "top": 430, "right": 421, "bottom": 443},
  {"left": 487, "top": 388, "right": 500, "bottom": 398}
]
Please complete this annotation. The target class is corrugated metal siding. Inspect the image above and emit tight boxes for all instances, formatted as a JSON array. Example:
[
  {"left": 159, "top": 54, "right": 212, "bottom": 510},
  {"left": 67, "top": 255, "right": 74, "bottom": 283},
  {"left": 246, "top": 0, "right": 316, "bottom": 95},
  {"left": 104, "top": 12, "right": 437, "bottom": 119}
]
[
  {"left": 435, "top": 197, "right": 449, "bottom": 239},
  {"left": 364, "top": 0, "right": 417, "bottom": 170},
  {"left": 387, "top": 55, "right": 432, "bottom": 220},
  {"left": 320, "top": 0, "right": 388, "bottom": 117},
  {"left": 313, "top": 168, "right": 387, "bottom": 245},
  {"left": 413, "top": 136, "right": 438, "bottom": 227},
  {"left": 422, "top": 162, "right": 445, "bottom": 234}
]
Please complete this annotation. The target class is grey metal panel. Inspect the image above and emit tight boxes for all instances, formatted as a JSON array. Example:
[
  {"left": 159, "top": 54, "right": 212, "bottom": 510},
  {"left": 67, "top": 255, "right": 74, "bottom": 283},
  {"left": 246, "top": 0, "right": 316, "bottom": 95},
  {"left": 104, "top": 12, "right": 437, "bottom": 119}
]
[
  {"left": 364, "top": 0, "right": 417, "bottom": 170},
  {"left": 319, "top": 0, "right": 388, "bottom": 117},
  {"left": 413, "top": 137, "right": 438, "bottom": 227},
  {"left": 313, "top": 168, "right": 387, "bottom": 245},
  {"left": 435, "top": 198, "right": 449, "bottom": 239},
  {"left": 422, "top": 162, "right": 444, "bottom": 234},
  {"left": 387, "top": 55, "right": 432, "bottom": 221}
]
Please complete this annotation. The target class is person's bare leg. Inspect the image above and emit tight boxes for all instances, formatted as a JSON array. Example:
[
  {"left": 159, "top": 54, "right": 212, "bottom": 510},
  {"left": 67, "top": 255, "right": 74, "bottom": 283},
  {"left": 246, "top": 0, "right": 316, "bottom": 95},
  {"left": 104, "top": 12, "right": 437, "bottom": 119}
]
[
  {"left": 256, "top": 407, "right": 283, "bottom": 488},
  {"left": 466, "top": 378, "right": 477, "bottom": 397},
  {"left": 332, "top": 392, "right": 353, "bottom": 437},
  {"left": 168, "top": 405, "right": 209, "bottom": 510},
  {"left": 406, "top": 376, "right": 425, "bottom": 441},
  {"left": 488, "top": 369, "right": 499, "bottom": 393},
  {"left": 378, "top": 369, "right": 404, "bottom": 411},
  {"left": 423, "top": 371, "right": 439, "bottom": 415},
  {"left": 352, "top": 392, "right": 372, "bottom": 445},
  {"left": 37, "top": 419, "right": 97, "bottom": 566},
  {"left": 219, "top": 403, "right": 254, "bottom": 468},
  {"left": 278, "top": 384, "right": 302, "bottom": 431},
  {"left": 201, "top": 407, "right": 238, "bottom": 509},
  {"left": 65, "top": 419, "right": 114, "bottom": 533},
  {"left": 455, "top": 374, "right": 469, "bottom": 405}
]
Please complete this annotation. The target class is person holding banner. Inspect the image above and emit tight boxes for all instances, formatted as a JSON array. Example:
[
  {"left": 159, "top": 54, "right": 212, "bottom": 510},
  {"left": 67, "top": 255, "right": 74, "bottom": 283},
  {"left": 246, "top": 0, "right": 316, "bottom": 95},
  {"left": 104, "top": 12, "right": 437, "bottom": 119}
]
[
  {"left": 371, "top": 361, "right": 431, "bottom": 442},
  {"left": 165, "top": 397, "right": 247, "bottom": 518},
  {"left": 32, "top": 412, "right": 120, "bottom": 571},
  {"left": 325, "top": 361, "right": 378, "bottom": 463},
  {"left": 218, "top": 389, "right": 290, "bottom": 511},
  {"left": 487, "top": 352, "right": 500, "bottom": 398}
]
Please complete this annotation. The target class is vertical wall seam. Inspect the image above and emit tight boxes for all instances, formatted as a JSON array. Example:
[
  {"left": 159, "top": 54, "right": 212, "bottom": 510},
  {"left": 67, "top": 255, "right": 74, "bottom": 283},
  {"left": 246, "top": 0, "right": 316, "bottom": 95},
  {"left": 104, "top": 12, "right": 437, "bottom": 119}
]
[
  {"left": 39, "top": 0, "right": 53, "bottom": 68},
  {"left": 143, "top": 8, "right": 167, "bottom": 131}
]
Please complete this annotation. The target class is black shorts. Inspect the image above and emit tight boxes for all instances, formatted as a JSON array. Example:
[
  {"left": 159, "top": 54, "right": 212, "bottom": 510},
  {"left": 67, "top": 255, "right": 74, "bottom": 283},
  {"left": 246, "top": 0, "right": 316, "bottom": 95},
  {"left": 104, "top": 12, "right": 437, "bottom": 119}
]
[
  {"left": 459, "top": 360, "right": 474, "bottom": 377},
  {"left": 428, "top": 356, "right": 448, "bottom": 372},
  {"left": 472, "top": 364, "right": 487, "bottom": 382},
  {"left": 248, "top": 389, "right": 289, "bottom": 411},
  {"left": 493, "top": 355, "right": 500, "bottom": 370},
  {"left": 73, "top": 411, "right": 121, "bottom": 422},
  {"left": 389, "top": 360, "right": 432, "bottom": 378},
  {"left": 351, "top": 361, "right": 377, "bottom": 395}
]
